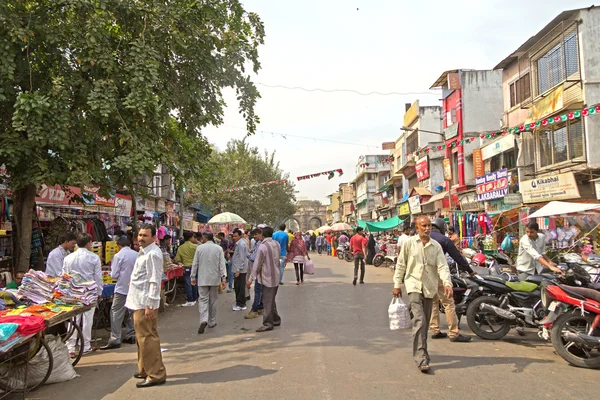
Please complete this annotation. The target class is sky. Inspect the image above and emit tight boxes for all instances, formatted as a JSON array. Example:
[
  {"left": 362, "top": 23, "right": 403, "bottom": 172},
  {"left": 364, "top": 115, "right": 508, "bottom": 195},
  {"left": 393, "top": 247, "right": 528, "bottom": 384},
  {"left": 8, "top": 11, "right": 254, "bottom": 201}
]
[{"left": 202, "top": 0, "right": 593, "bottom": 204}]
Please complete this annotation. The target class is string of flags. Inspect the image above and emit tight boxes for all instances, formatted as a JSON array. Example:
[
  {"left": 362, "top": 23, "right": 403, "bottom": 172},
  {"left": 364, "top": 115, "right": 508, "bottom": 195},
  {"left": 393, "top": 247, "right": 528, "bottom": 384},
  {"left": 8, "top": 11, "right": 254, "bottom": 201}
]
[
  {"left": 217, "top": 180, "right": 289, "bottom": 194},
  {"left": 408, "top": 103, "right": 600, "bottom": 157},
  {"left": 297, "top": 169, "right": 343, "bottom": 181},
  {"left": 361, "top": 156, "right": 395, "bottom": 168}
]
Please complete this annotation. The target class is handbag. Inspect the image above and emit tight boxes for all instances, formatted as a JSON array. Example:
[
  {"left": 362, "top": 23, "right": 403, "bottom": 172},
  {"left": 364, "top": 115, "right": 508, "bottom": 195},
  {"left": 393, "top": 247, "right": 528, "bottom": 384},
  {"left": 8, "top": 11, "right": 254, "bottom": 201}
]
[{"left": 304, "top": 259, "right": 315, "bottom": 275}]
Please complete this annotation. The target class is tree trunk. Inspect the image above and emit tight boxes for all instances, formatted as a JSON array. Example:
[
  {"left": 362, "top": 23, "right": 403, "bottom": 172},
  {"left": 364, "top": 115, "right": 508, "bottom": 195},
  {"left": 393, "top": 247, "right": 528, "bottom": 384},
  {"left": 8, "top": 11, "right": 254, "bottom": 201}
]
[{"left": 13, "top": 184, "right": 36, "bottom": 272}]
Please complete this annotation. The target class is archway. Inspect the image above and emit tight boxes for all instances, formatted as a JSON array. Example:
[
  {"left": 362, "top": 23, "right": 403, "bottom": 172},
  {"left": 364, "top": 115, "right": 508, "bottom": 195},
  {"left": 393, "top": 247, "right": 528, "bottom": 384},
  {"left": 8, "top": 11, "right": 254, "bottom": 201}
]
[
  {"left": 308, "top": 217, "right": 322, "bottom": 231},
  {"left": 281, "top": 218, "right": 301, "bottom": 233}
]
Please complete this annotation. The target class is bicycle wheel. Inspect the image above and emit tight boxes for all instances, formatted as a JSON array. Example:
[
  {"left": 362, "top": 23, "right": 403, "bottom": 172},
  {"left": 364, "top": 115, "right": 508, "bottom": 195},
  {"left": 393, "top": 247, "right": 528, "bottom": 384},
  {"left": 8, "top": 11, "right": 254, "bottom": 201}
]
[
  {"left": 0, "top": 336, "right": 54, "bottom": 393},
  {"left": 66, "top": 323, "right": 84, "bottom": 367},
  {"left": 166, "top": 278, "right": 178, "bottom": 305}
]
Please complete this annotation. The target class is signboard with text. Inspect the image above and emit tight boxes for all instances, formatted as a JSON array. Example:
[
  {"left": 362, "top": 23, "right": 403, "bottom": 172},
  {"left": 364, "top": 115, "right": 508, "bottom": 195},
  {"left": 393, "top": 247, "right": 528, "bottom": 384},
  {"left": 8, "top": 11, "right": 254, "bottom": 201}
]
[
  {"left": 415, "top": 157, "right": 429, "bottom": 181},
  {"left": 444, "top": 122, "right": 459, "bottom": 140},
  {"left": 521, "top": 172, "right": 580, "bottom": 203},
  {"left": 398, "top": 201, "right": 410, "bottom": 215},
  {"left": 408, "top": 196, "right": 421, "bottom": 214},
  {"left": 476, "top": 169, "right": 509, "bottom": 202},
  {"left": 443, "top": 158, "right": 452, "bottom": 181},
  {"left": 473, "top": 149, "right": 484, "bottom": 179}
]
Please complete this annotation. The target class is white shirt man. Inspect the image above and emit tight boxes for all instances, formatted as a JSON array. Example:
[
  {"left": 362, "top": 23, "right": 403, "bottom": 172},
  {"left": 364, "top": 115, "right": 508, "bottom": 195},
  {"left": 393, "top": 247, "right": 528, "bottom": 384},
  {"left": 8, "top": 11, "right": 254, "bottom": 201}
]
[
  {"left": 45, "top": 233, "right": 77, "bottom": 276},
  {"left": 62, "top": 234, "right": 103, "bottom": 354}
]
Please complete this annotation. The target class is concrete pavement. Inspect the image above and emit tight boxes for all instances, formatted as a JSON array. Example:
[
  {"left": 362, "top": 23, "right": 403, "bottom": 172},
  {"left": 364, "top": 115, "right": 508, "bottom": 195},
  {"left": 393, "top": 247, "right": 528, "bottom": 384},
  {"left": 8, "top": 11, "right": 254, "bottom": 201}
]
[{"left": 30, "top": 255, "right": 598, "bottom": 400}]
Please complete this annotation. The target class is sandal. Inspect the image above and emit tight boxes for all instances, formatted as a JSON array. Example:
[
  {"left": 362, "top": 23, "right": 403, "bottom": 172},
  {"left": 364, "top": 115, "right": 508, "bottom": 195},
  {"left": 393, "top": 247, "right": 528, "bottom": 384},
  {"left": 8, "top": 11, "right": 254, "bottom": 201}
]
[
  {"left": 418, "top": 361, "right": 430, "bottom": 373},
  {"left": 256, "top": 326, "right": 274, "bottom": 332}
]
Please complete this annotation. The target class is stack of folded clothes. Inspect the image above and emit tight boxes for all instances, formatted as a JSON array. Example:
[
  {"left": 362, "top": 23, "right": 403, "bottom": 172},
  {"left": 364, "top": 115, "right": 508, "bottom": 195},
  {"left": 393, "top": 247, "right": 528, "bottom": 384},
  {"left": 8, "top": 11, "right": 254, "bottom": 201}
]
[
  {"left": 54, "top": 272, "right": 99, "bottom": 306},
  {"left": 17, "top": 269, "right": 60, "bottom": 304}
]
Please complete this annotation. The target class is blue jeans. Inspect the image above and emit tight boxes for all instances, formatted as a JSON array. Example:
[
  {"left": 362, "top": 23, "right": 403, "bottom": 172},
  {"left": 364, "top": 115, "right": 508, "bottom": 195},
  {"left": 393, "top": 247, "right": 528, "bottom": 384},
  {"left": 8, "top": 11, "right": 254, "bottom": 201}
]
[
  {"left": 251, "top": 281, "right": 263, "bottom": 312},
  {"left": 183, "top": 267, "right": 198, "bottom": 302},
  {"left": 227, "top": 261, "right": 233, "bottom": 290},
  {"left": 279, "top": 257, "right": 286, "bottom": 284}
]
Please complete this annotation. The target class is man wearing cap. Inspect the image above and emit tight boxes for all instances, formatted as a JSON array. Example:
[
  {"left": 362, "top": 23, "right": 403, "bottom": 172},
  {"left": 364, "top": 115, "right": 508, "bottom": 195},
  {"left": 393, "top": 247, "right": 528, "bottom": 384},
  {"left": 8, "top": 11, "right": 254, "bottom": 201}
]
[{"left": 191, "top": 232, "right": 227, "bottom": 334}]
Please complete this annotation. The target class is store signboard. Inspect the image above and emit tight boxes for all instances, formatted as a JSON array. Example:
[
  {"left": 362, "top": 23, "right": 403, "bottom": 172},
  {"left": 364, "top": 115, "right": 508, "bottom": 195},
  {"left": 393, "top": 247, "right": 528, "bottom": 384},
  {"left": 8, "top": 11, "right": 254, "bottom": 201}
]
[
  {"left": 157, "top": 200, "right": 166, "bottom": 213},
  {"left": 408, "top": 196, "right": 421, "bottom": 214},
  {"left": 521, "top": 172, "right": 580, "bottom": 203},
  {"left": 416, "top": 157, "right": 429, "bottom": 181},
  {"left": 444, "top": 122, "right": 459, "bottom": 140},
  {"left": 460, "top": 192, "right": 484, "bottom": 212},
  {"left": 443, "top": 158, "right": 452, "bottom": 181},
  {"left": 145, "top": 199, "right": 156, "bottom": 212},
  {"left": 82, "top": 185, "right": 116, "bottom": 206},
  {"left": 398, "top": 201, "right": 410, "bottom": 216},
  {"left": 167, "top": 202, "right": 175, "bottom": 215},
  {"left": 447, "top": 72, "right": 461, "bottom": 90},
  {"left": 504, "top": 193, "right": 523, "bottom": 205},
  {"left": 183, "top": 212, "right": 194, "bottom": 221},
  {"left": 481, "top": 135, "right": 515, "bottom": 160},
  {"left": 115, "top": 195, "right": 132, "bottom": 217},
  {"left": 476, "top": 168, "right": 509, "bottom": 202},
  {"left": 486, "top": 199, "right": 515, "bottom": 214},
  {"left": 382, "top": 142, "right": 395, "bottom": 150},
  {"left": 36, "top": 184, "right": 79, "bottom": 205},
  {"left": 473, "top": 149, "right": 484, "bottom": 178},
  {"left": 526, "top": 85, "right": 563, "bottom": 123}
]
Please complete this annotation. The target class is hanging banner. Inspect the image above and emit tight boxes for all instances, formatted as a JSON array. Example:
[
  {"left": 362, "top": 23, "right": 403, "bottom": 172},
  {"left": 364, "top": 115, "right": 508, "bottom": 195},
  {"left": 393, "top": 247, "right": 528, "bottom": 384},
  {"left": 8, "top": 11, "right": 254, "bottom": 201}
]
[
  {"left": 473, "top": 149, "right": 484, "bottom": 179},
  {"left": 521, "top": 172, "right": 580, "bottom": 203},
  {"left": 218, "top": 179, "right": 290, "bottom": 194},
  {"left": 476, "top": 168, "right": 509, "bottom": 202},
  {"left": 297, "top": 169, "right": 344, "bottom": 181},
  {"left": 526, "top": 85, "right": 563, "bottom": 123},
  {"left": 443, "top": 158, "right": 452, "bottom": 181},
  {"left": 415, "top": 158, "right": 429, "bottom": 181}
]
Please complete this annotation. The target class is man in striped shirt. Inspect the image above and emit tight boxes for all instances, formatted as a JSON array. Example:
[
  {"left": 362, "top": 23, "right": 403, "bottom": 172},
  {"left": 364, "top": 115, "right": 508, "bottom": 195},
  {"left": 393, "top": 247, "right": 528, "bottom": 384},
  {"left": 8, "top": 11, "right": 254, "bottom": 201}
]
[{"left": 247, "top": 226, "right": 281, "bottom": 332}]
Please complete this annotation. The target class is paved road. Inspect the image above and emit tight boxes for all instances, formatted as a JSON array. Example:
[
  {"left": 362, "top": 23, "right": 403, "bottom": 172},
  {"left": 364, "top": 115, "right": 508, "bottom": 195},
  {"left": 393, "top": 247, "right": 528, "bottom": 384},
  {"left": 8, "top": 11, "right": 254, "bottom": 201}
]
[{"left": 31, "top": 255, "right": 598, "bottom": 400}]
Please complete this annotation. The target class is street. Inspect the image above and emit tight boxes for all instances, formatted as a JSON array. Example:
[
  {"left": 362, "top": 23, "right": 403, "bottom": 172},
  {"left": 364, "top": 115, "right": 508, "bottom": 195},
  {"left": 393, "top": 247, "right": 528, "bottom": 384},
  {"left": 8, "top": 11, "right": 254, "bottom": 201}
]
[{"left": 31, "top": 256, "right": 598, "bottom": 400}]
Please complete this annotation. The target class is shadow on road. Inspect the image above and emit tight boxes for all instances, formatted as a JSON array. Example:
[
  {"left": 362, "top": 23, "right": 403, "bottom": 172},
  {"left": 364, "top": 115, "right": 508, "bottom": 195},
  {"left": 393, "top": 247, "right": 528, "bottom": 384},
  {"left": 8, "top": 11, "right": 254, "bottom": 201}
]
[
  {"left": 167, "top": 365, "right": 277, "bottom": 386},
  {"left": 428, "top": 353, "right": 554, "bottom": 374}
]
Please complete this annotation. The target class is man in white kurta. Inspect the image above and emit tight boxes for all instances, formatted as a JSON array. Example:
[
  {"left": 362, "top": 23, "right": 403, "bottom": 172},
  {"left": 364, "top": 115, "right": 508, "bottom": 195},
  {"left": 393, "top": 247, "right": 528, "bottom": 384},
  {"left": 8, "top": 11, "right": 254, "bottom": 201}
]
[{"left": 191, "top": 232, "right": 227, "bottom": 334}]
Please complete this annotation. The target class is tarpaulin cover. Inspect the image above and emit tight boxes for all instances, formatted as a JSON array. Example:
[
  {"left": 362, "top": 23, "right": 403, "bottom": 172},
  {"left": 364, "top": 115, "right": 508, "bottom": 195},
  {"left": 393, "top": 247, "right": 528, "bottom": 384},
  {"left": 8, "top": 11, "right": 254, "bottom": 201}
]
[{"left": 358, "top": 216, "right": 404, "bottom": 233}]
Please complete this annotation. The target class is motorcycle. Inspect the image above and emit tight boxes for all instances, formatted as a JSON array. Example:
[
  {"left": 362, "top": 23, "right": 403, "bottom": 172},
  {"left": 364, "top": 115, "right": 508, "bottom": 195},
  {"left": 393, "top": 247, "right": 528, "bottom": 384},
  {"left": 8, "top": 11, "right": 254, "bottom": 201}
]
[
  {"left": 541, "top": 281, "right": 600, "bottom": 369},
  {"left": 336, "top": 243, "right": 353, "bottom": 263},
  {"left": 440, "top": 259, "right": 481, "bottom": 325},
  {"left": 466, "top": 264, "right": 591, "bottom": 340},
  {"left": 373, "top": 243, "right": 387, "bottom": 267},
  {"left": 373, "top": 242, "right": 398, "bottom": 269}
]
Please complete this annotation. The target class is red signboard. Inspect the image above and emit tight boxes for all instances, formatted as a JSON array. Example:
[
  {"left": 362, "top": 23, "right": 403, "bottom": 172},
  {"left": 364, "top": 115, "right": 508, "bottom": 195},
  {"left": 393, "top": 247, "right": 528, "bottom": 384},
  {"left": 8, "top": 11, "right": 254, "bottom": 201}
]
[
  {"left": 415, "top": 158, "right": 429, "bottom": 181},
  {"left": 36, "top": 184, "right": 116, "bottom": 206}
]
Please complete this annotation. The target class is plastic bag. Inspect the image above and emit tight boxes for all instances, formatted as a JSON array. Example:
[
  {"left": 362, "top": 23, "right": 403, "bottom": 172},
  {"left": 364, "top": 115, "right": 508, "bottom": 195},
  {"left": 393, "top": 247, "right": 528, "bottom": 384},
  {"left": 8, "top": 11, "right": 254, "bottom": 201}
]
[
  {"left": 388, "top": 297, "right": 411, "bottom": 330},
  {"left": 304, "top": 260, "right": 315, "bottom": 275},
  {"left": 501, "top": 234, "right": 512, "bottom": 252}
]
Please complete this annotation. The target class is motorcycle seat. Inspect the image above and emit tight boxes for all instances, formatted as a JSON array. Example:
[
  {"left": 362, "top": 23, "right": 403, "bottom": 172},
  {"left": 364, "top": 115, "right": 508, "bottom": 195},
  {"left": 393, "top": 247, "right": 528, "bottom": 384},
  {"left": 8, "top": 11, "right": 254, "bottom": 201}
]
[
  {"left": 505, "top": 281, "right": 538, "bottom": 293},
  {"left": 560, "top": 285, "right": 600, "bottom": 303}
]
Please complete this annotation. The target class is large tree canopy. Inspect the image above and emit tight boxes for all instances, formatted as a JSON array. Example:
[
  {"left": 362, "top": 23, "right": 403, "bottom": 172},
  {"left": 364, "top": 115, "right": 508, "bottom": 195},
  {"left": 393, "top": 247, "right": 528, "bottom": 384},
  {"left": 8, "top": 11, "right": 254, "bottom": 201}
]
[
  {"left": 0, "top": 0, "right": 264, "bottom": 270},
  {"left": 192, "top": 139, "right": 297, "bottom": 226}
]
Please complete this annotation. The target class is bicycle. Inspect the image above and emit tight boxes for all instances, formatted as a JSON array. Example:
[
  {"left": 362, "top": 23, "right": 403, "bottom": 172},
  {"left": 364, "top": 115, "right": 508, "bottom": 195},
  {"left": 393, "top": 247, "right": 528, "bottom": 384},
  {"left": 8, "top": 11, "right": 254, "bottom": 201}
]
[{"left": 0, "top": 333, "right": 54, "bottom": 394}]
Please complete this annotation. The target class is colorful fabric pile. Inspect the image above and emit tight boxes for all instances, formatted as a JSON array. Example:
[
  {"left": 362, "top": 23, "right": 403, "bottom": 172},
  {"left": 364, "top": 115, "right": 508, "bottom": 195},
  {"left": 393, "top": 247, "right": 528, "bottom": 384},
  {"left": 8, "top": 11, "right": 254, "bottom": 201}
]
[
  {"left": 54, "top": 272, "right": 99, "bottom": 306},
  {"left": 17, "top": 269, "right": 60, "bottom": 305}
]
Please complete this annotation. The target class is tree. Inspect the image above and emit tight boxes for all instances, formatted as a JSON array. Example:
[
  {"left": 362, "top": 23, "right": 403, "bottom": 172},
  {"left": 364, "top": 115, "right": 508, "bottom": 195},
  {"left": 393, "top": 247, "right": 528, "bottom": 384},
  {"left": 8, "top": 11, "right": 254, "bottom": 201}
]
[
  {"left": 0, "top": 1, "right": 264, "bottom": 270},
  {"left": 192, "top": 139, "right": 297, "bottom": 225}
]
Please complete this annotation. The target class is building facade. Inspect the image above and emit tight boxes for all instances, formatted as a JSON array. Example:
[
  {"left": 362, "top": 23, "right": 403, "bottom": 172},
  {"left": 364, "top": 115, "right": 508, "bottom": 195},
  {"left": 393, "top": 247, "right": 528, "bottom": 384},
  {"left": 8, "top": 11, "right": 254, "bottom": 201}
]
[{"left": 352, "top": 155, "right": 392, "bottom": 222}]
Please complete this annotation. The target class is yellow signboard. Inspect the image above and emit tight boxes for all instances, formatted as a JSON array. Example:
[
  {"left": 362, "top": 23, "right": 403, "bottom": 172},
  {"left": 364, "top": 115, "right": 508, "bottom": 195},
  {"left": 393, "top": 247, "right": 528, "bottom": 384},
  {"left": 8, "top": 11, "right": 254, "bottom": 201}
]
[
  {"left": 521, "top": 172, "right": 580, "bottom": 204},
  {"left": 526, "top": 85, "right": 563, "bottom": 123},
  {"left": 398, "top": 201, "right": 410, "bottom": 215}
]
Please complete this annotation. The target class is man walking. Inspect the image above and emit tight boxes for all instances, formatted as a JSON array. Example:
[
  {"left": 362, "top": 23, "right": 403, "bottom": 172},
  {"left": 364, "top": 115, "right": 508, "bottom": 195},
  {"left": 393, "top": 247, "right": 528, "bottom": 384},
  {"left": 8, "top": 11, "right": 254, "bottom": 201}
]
[
  {"left": 247, "top": 226, "right": 281, "bottom": 332},
  {"left": 429, "top": 218, "right": 472, "bottom": 342},
  {"left": 62, "top": 233, "right": 103, "bottom": 355},
  {"left": 125, "top": 225, "right": 167, "bottom": 388},
  {"left": 516, "top": 222, "right": 562, "bottom": 281},
  {"left": 272, "top": 224, "right": 289, "bottom": 285},
  {"left": 349, "top": 227, "right": 368, "bottom": 285},
  {"left": 191, "top": 232, "right": 227, "bottom": 334},
  {"left": 46, "top": 232, "right": 77, "bottom": 277},
  {"left": 100, "top": 237, "right": 137, "bottom": 350},
  {"left": 392, "top": 216, "right": 453, "bottom": 373},
  {"left": 175, "top": 231, "right": 199, "bottom": 307},
  {"left": 245, "top": 228, "right": 264, "bottom": 319},
  {"left": 231, "top": 229, "right": 250, "bottom": 311}
]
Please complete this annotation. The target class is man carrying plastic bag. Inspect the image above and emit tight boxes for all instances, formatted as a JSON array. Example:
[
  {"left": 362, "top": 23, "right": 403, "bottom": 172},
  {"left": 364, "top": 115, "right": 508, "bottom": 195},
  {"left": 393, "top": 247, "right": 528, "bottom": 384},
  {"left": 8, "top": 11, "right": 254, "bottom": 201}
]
[
  {"left": 388, "top": 297, "right": 410, "bottom": 330},
  {"left": 392, "top": 216, "right": 453, "bottom": 374}
]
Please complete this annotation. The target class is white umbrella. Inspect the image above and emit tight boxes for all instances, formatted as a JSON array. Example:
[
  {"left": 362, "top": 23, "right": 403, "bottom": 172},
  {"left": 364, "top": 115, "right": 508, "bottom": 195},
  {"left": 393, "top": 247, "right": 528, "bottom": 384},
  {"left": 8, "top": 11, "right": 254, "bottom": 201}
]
[
  {"left": 208, "top": 212, "right": 247, "bottom": 224},
  {"left": 316, "top": 224, "right": 331, "bottom": 233},
  {"left": 527, "top": 201, "right": 600, "bottom": 219},
  {"left": 330, "top": 222, "right": 353, "bottom": 232}
]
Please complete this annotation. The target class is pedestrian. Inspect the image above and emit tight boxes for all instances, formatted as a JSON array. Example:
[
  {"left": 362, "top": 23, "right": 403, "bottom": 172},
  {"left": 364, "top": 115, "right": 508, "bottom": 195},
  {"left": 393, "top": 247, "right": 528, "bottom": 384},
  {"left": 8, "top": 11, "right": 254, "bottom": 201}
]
[
  {"left": 316, "top": 233, "right": 324, "bottom": 255},
  {"left": 447, "top": 226, "right": 461, "bottom": 249},
  {"left": 516, "top": 222, "right": 563, "bottom": 281},
  {"left": 392, "top": 216, "right": 453, "bottom": 373},
  {"left": 310, "top": 233, "right": 317, "bottom": 252},
  {"left": 326, "top": 233, "right": 332, "bottom": 255},
  {"left": 349, "top": 227, "right": 368, "bottom": 285},
  {"left": 62, "top": 233, "right": 103, "bottom": 355},
  {"left": 272, "top": 224, "right": 289, "bottom": 285},
  {"left": 191, "top": 232, "right": 227, "bottom": 334},
  {"left": 125, "top": 224, "right": 167, "bottom": 388},
  {"left": 429, "top": 218, "right": 472, "bottom": 342},
  {"left": 245, "top": 228, "right": 264, "bottom": 319},
  {"left": 287, "top": 231, "right": 310, "bottom": 285},
  {"left": 231, "top": 228, "right": 250, "bottom": 311},
  {"left": 338, "top": 231, "right": 349, "bottom": 246},
  {"left": 397, "top": 226, "right": 411, "bottom": 249},
  {"left": 175, "top": 231, "right": 199, "bottom": 307},
  {"left": 100, "top": 237, "right": 137, "bottom": 350},
  {"left": 45, "top": 232, "right": 77, "bottom": 277},
  {"left": 246, "top": 226, "right": 281, "bottom": 332},
  {"left": 366, "top": 233, "right": 376, "bottom": 265},
  {"left": 217, "top": 232, "right": 234, "bottom": 293}
]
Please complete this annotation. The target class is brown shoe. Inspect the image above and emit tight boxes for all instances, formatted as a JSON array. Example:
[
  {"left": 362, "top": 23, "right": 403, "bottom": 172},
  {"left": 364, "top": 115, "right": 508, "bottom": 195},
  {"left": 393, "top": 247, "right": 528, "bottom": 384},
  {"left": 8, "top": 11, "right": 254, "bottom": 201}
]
[
  {"left": 257, "top": 309, "right": 264, "bottom": 315},
  {"left": 245, "top": 311, "right": 259, "bottom": 319}
]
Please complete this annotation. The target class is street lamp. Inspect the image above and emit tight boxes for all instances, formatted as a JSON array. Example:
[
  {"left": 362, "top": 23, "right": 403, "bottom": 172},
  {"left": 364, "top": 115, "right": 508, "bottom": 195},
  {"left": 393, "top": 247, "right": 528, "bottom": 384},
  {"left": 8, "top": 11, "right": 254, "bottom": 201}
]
[{"left": 400, "top": 126, "right": 445, "bottom": 140}]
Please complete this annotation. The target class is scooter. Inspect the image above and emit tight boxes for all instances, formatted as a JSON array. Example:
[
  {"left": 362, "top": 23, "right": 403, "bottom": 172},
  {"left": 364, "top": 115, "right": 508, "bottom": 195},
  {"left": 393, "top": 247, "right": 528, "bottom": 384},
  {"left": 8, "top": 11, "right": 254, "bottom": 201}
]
[
  {"left": 373, "top": 243, "right": 387, "bottom": 267},
  {"left": 541, "top": 281, "right": 600, "bottom": 369},
  {"left": 336, "top": 243, "right": 353, "bottom": 263}
]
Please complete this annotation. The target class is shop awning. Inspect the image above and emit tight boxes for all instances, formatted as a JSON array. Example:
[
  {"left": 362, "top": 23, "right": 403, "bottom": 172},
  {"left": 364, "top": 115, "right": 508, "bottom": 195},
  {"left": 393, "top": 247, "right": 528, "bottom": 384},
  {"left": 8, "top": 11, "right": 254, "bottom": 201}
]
[
  {"left": 420, "top": 191, "right": 448, "bottom": 206},
  {"left": 385, "top": 173, "right": 403, "bottom": 186},
  {"left": 527, "top": 201, "right": 600, "bottom": 219},
  {"left": 410, "top": 187, "right": 432, "bottom": 197},
  {"left": 356, "top": 198, "right": 368, "bottom": 208},
  {"left": 377, "top": 183, "right": 391, "bottom": 193},
  {"left": 358, "top": 216, "right": 404, "bottom": 233}
]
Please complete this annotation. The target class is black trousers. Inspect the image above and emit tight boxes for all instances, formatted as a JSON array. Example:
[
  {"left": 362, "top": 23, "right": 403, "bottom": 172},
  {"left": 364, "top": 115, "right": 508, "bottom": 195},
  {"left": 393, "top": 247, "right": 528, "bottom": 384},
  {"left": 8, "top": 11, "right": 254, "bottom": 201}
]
[
  {"left": 354, "top": 254, "right": 365, "bottom": 282},
  {"left": 234, "top": 273, "right": 247, "bottom": 307},
  {"left": 294, "top": 262, "right": 304, "bottom": 282}
]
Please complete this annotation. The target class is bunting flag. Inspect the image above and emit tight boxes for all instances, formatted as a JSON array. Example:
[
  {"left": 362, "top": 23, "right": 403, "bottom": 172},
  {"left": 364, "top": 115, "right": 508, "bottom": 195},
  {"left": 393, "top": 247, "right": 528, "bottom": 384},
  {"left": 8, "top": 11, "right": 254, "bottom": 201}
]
[
  {"left": 297, "top": 169, "right": 343, "bottom": 181},
  {"left": 217, "top": 180, "right": 290, "bottom": 194},
  {"left": 405, "top": 103, "right": 600, "bottom": 157}
]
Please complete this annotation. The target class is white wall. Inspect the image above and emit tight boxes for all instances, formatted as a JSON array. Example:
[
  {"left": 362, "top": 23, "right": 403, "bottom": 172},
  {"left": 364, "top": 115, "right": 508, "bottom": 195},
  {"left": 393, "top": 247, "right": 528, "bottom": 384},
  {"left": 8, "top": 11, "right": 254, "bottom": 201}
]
[{"left": 461, "top": 70, "right": 504, "bottom": 134}]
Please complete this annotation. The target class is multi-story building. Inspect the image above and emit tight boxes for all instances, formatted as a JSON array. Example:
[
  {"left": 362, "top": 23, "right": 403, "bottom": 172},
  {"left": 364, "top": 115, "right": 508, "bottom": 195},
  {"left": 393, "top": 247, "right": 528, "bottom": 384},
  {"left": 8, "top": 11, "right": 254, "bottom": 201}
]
[
  {"left": 338, "top": 183, "right": 355, "bottom": 224},
  {"left": 326, "top": 191, "right": 340, "bottom": 224},
  {"left": 351, "top": 155, "right": 391, "bottom": 221},
  {"left": 429, "top": 69, "right": 503, "bottom": 210},
  {"left": 494, "top": 6, "right": 600, "bottom": 205}
]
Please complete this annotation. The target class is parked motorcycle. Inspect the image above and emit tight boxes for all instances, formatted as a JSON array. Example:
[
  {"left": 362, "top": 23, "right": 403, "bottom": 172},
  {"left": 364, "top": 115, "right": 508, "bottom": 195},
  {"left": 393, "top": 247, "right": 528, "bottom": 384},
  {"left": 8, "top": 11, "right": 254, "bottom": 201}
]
[
  {"left": 541, "top": 281, "right": 600, "bottom": 369},
  {"left": 373, "top": 243, "right": 388, "bottom": 267},
  {"left": 373, "top": 242, "right": 398, "bottom": 269},
  {"left": 336, "top": 243, "right": 353, "bottom": 263},
  {"left": 440, "top": 260, "right": 481, "bottom": 325}
]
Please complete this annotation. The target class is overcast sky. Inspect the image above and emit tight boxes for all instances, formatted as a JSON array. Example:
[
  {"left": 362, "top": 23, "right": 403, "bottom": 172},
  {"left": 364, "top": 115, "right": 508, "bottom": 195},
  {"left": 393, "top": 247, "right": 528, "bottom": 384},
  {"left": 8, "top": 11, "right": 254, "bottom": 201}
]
[{"left": 202, "top": 0, "right": 592, "bottom": 204}]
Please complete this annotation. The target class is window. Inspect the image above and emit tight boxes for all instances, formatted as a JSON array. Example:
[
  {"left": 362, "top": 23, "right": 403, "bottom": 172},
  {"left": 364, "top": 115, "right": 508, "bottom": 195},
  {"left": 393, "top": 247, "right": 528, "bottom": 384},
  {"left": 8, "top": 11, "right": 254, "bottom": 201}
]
[
  {"left": 537, "top": 119, "right": 585, "bottom": 168},
  {"left": 450, "top": 108, "right": 457, "bottom": 124},
  {"left": 406, "top": 132, "right": 418, "bottom": 155},
  {"left": 509, "top": 73, "right": 531, "bottom": 107},
  {"left": 490, "top": 149, "right": 517, "bottom": 172},
  {"left": 152, "top": 176, "right": 161, "bottom": 197},
  {"left": 451, "top": 152, "right": 459, "bottom": 185},
  {"left": 536, "top": 31, "right": 579, "bottom": 95}
]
